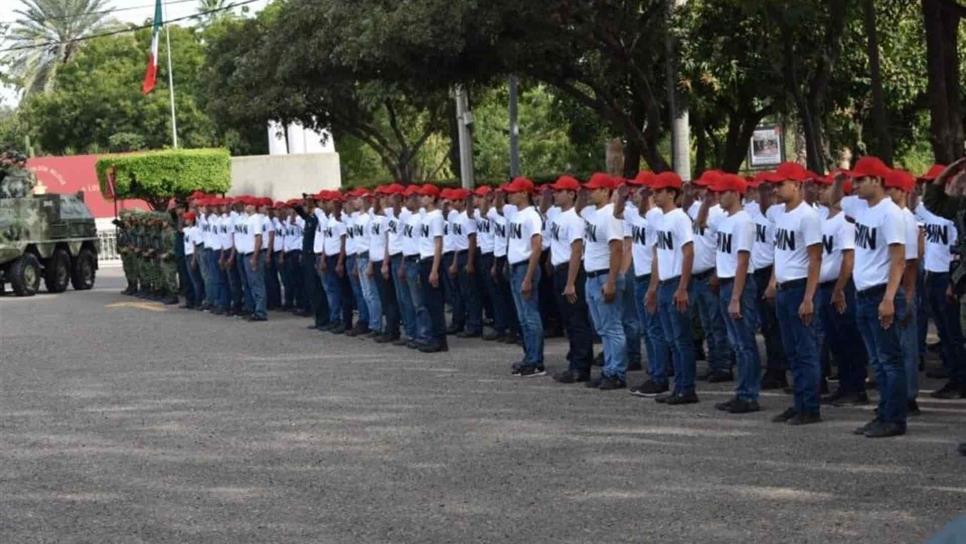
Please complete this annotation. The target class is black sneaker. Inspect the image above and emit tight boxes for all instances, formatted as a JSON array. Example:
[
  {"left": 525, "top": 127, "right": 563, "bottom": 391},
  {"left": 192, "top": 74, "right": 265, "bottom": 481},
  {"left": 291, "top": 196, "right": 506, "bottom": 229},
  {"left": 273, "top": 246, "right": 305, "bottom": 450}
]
[
  {"left": 761, "top": 370, "right": 788, "bottom": 390},
  {"left": 457, "top": 330, "right": 482, "bottom": 339},
  {"left": 664, "top": 392, "right": 699, "bottom": 405},
  {"left": 787, "top": 412, "right": 822, "bottom": 425},
  {"left": 626, "top": 360, "right": 643, "bottom": 372},
  {"left": 482, "top": 330, "right": 502, "bottom": 341},
  {"left": 864, "top": 421, "right": 906, "bottom": 438},
  {"left": 958, "top": 443, "right": 966, "bottom": 456},
  {"left": 374, "top": 334, "right": 399, "bottom": 344},
  {"left": 707, "top": 370, "right": 734, "bottom": 383},
  {"left": 715, "top": 398, "right": 738, "bottom": 412},
  {"left": 654, "top": 393, "right": 673, "bottom": 404},
  {"left": 728, "top": 398, "right": 761, "bottom": 414},
  {"left": 907, "top": 399, "right": 921, "bottom": 415},
  {"left": 593, "top": 352, "right": 604, "bottom": 367},
  {"left": 393, "top": 337, "right": 410, "bottom": 346},
  {"left": 931, "top": 382, "right": 966, "bottom": 399},
  {"left": 365, "top": 330, "right": 381, "bottom": 338},
  {"left": 553, "top": 370, "right": 589, "bottom": 384},
  {"left": 519, "top": 366, "right": 547, "bottom": 378},
  {"left": 501, "top": 334, "right": 519, "bottom": 344},
  {"left": 630, "top": 380, "right": 668, "bottom": 398},
  {"left": 585, "top": 376, "right": 603, "bottom": 389},
  {"left": 511, "top": 362, "right": 524, "bottom": 376},
  {"left": 926, "top": 367, "right": 949, "bottom": 379},
  {"left": 771, "top": 407, "right": 797, "bottom": 423},
  {"left": 597, "top": 377, "right": 625, "bottom": 390},
  {"left": 417, "top": 341, "right": 448, "bottom": 353},
  {"left": 330, "top": 323, "right": 346, "bottom": 334},
  {"left": 854, "top": 419, "right": 880, "bottom": 435},
  {"left": 406, "top": 339, "right": 419, "bottom": 349}
]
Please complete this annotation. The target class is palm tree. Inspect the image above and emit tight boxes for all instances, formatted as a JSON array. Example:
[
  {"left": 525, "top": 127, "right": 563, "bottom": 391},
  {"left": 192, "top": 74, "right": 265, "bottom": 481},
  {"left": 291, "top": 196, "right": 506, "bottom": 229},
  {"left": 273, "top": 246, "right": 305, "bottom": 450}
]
[
  {"left": 196, "top": 0, "right": 233, "bottom": 26},
  {"left": 3, "top": 0, "right": 113, "bottom": 97}
]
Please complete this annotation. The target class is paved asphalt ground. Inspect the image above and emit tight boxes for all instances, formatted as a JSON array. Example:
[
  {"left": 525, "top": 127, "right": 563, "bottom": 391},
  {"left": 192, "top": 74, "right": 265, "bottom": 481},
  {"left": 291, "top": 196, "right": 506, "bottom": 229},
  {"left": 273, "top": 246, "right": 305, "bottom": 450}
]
[{"left": 1, "top": 267, "right": 964, "bottom": 543}]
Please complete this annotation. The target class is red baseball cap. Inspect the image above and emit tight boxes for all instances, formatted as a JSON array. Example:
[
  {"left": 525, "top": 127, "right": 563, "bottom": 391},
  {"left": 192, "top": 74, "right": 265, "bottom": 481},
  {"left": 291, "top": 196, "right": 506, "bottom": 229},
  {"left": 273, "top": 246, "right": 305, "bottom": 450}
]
[
  {"left": 583, "top": 172, "right": 618, "bottom": 190},
  {"left": 918, "top": 164, "right": 946, "bottom": 181},
  {"left": 695, "top": 169, "right": 723, "bottom": 187},
  {"left": 650, "top": 171, "right": 683, "bottom": 190},
  {"left": 418, "top": 184, "right": 441, "bottom": 197},
  {"left": 504, "top": 176, "right": 535, "bottom": 194},
  {"left": 628, "top": 170, "right": 655, "bottom": 187},
  {"left": 550, "top": 175, "right": 581, "bottom": 191},
  {"left": 775, "top": 162, "right": 809, "bottom": 182},
  {"left": 709, "top": 173, "right": 748, "bottom": 194},
  {"left": 383, "top": 183, "right": 406, "bottom": 195},
  {"left": 884, "top": 169, "right": 915, "bottom": 192},
  {"left": 849, "top": 156, "right": 891, "bottom": 179},
  {"left": 183, "top": 211, "right": 196, "bottom": 221},
  {"left": 473, "top": 185, "right": 493, "bottom": 197}
]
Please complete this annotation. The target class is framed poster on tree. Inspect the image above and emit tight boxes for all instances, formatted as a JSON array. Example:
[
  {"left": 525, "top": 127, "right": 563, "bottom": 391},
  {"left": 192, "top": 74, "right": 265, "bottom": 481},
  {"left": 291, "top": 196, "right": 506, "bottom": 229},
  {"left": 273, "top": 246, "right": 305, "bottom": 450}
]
[{"left": 749, "top": 125, "right": 784, "bottom": 168}]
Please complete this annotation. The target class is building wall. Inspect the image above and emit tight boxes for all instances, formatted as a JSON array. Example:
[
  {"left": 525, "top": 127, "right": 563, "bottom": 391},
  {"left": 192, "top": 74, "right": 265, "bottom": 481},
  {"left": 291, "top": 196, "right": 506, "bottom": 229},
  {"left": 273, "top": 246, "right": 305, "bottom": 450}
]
[{"left": 229, "top": 153, "right": 342, "bottom": 200}]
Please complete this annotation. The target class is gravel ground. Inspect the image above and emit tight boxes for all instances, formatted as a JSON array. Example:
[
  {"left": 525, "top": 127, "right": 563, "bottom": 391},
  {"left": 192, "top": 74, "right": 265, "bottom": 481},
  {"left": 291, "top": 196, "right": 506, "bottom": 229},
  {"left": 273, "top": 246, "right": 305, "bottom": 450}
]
[{"left": 1, "top": 267, "right": 964, "bottom": 543}]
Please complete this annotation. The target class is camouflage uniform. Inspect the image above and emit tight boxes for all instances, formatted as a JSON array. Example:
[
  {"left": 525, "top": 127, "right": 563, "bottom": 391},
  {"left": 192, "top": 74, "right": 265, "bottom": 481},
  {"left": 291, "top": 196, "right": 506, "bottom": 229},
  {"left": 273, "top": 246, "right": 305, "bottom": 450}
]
[
  {"left": 0, "top": 151, "right": 37, "bottom": 199},
  {"left": 115, "top": 212, "right": 139, "bottom": 294},
  {"left": 159, "top": 216, "right": 179, "bottom": 304}
]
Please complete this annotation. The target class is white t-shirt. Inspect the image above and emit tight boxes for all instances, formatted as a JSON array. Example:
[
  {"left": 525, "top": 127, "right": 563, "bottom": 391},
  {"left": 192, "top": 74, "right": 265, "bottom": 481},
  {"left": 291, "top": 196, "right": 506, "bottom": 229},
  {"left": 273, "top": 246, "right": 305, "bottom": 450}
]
[
  {"left": 229, "top": 210, "right": 242, "bottom": 251},
  {"left": 507, "top": 205, "right": 543, "bottom": 266},
  {"left": 542, "top": 206, "right": 560, "bottom": 250},
  {"left": 490, "top": 208, "right": 509, "bottom": 258},
  {"left": 689, "top": 202, "right": 723, "bottom": 274},
  {"left": 354, "top": 211, "right": 371, "bottom": 255},
  {"left": 271, "top": 217, "right": 285, "bottom": 252},
  {"left": 284, "top": 216, "right": 303, "bottom": 252},
  {"left": 475, "top": 209, "right": 494, "bottom": 254},
  {"left": 324, "top": 214, "right": 346, "bottom": 257},
  {"left": 900, "top": 207, "right": 919, "bottom": 261},
  {"left": 386, "top": 208, "right": 408, "bottom": 257},
  {"left": 451, "top": 210, "right": 476, "bottom": 251},
  {"left": 655, "top": 208, "right": 694, "bottom": 281},
  {"left": 773, "top": 202, "right": 822, "bottom": 283},
  {"left": 419, "top": 209, "right": 445, "bottom": 260},
  {"left": 218, "top": 213, "right": 234, "bottom": 250},
  {"left": 368, "top": 213, "right": 387, "bottom": 261},
  {"left": 582, "top": 203, "right": 623, "bottom": 273},
  {"left": 312, "top": 209, "right": 327, "bottom": 254},
  {"left": 200, "top": 213, "right": 216, "bottom": 249},
  {"left": 841, "top": 195, "right": 868, "bottom": 221},
  {"left": 743, "top": 200, "right": 761, "bottom": 218},
  {"left": 714, "top": 210, "right": 755, "bottom": 279},
  {"left": 444, "top": 209, "right": 459, "bottom": 253},
  {"left": 402, "top": 209, "right": 421, "bottom": 257},
  {"left": 819, "top": 212, "right": 855, "bottom": 284},
  {"left": 852, "top": 199, "right": 905, "bottom": 291},
  {"left": 750, "top": 207, "right": 775, "bottom": 270},
  {"left": 548, "top": 207, "right": 584, "bottom": 267},
  {"left": 920, "top": 207, "right": 958, "bottom": 273},
  {"left": 629, "top": 206, "right": 662, "bottom": 277},
  {"left": 235, "top": 213, "right": 263, "bottom": 254},
  {"left": 183, "top": 225, "right": 197, "bottom": 256}
]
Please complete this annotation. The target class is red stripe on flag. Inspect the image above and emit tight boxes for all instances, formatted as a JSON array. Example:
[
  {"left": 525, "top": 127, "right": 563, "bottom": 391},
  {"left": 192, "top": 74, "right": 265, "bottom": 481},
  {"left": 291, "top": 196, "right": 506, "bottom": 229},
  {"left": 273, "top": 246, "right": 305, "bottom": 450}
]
[{"left": 141, "top": 53, "right": 157, "bottom": 95}]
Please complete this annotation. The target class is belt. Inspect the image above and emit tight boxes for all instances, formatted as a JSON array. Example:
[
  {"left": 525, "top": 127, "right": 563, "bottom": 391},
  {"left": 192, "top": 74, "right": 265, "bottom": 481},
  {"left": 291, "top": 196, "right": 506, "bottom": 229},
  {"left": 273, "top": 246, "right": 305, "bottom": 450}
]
[
  {"left": 554, "top": 262, "right": 570, "bottom": 272},
  {"left": 356, "top": 251, "right": 369, "bottom": 259},
  {"left": 510, "top": 261, "right": 529, "bottom": 270},
  {"left": 635, "top": 273, "right": 651, "bottom": 282},
  {"left": 659, "top": 275, "right": 681, "bottom": 287},
  {"left": 819, "top": 279, "right": 837, "bottom": 289},
  {"left": 404, "top": 255, "right": 420, "bottom": 263},
  {"left": 857, "top": 283, "right": 887, "bottom": 299},
  {"left": 693, "top": 269, "right": 713, "bottom": 281},
  {"left": 718, "top": 276, "right": 735, "bottom": 286},
  {"left": 239, "top": 251, "right": 253, "bottom": 257},
  {"left": 454, "top": 249, "right": 467, "bottom": 256},
  {"left": 777, "top": 278, "right": 807, "bottom": 291},
  {"left": 585, "top": 269, "right": 609, "bottom": 279},
  {"left": 443, "top": 250, "right": 454, "bottom": 256}
]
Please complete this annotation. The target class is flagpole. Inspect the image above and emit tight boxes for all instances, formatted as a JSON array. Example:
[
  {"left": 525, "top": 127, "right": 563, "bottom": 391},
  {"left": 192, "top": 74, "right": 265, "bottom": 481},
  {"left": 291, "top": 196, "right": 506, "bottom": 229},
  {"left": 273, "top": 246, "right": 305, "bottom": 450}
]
[{"left": 162, "top": 0, "right": 178, "bottom": 148}]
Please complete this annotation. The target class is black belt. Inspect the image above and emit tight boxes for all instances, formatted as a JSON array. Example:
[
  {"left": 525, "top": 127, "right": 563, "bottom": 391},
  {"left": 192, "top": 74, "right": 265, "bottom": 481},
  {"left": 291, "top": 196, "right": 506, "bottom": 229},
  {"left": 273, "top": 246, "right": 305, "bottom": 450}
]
[
  {"left": 659, "top": 275, "right": 681, "bottom": 287},
  {"left": 356, "top": 251, "right": 369, "bottom": 259},
  {"left": 693, "top": 269, "right": 713, "bottom": 281},
  {"left": 635, "top": 273, "right": 651, "bottom": 282},
  {"left": 777, "top": 278, "right": 807, "bottom": 291},
  {"left": 718, "top": 276, "right": 735, "bottom": 286},
  {"left": 404, "top": 255, "right": 420, "bottom": 263},
  {"left": 510, "top": 261, "right": 529, "bottom": 270},
  {"left": 554, "top": 262, "right": 570, "bottom": 272},
  {"left": 819, "top": 279, "right": 837, "bottom": 289},
  {"left": 443, "top": 250, "right": 454, "bottom": 256},
  {"left": 585, "top": 269, "right": 609, "bottom": 279},
  {"left": 857, "top": 283, "right": 888, "bottom": 299},
  {"left": 454, "top": 249, "right": 467, "bottom": 256}
]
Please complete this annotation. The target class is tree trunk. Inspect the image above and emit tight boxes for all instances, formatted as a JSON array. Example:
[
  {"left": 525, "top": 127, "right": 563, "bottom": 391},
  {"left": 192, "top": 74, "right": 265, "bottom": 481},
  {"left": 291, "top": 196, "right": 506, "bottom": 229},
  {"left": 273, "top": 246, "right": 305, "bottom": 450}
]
[
  {"left": 864, "top": 0, "right": 893, "bottom": 164},
  {"left": 721, "top": 110, "right": 765, "bottom": 173},
  {"left": 446, "top": 97, "right": 461, "bottom": 181},
  {"left": 922, "top": 0, "right": 964, "bottom": 163},
  {"left": 622, "top": 137, "right": 642, "bottom": 178}
]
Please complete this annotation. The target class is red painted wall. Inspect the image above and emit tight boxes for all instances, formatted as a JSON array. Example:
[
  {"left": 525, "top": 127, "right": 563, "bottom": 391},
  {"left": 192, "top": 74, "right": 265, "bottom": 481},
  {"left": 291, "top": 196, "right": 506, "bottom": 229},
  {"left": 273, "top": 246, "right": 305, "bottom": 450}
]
[{"left": 25, "top": 155, "right": 149, "bottom": 218}]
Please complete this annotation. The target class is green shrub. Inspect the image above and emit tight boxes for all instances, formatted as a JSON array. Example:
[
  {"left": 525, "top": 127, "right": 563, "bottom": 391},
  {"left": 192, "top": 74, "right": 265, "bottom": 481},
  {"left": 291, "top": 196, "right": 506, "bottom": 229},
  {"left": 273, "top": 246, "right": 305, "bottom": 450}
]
[{"left": 96, "top": 148, "right": 231, "bottom": 206}]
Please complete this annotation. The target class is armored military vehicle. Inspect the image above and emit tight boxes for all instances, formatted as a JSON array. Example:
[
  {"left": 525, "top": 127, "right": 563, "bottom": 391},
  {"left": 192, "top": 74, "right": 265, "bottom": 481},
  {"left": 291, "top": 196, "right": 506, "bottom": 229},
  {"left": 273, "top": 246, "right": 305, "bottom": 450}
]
[{"left": 0, "top": 192, "right": 100, "bottom": 296}]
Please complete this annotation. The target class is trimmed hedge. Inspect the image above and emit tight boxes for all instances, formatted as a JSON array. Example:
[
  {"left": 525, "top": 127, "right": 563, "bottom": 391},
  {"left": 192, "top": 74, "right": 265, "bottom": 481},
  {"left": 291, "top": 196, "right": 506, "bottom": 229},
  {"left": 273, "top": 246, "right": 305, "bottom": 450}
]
[{"left": 96, "top": 148, "right": 231, "bottom": 201}]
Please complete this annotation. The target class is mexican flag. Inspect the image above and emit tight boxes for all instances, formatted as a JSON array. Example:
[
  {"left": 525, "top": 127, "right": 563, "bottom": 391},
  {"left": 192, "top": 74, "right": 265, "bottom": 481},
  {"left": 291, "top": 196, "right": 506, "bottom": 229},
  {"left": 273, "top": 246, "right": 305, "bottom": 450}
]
[{"left": 141, "top": 0, "right": 163, "bottom": 95}]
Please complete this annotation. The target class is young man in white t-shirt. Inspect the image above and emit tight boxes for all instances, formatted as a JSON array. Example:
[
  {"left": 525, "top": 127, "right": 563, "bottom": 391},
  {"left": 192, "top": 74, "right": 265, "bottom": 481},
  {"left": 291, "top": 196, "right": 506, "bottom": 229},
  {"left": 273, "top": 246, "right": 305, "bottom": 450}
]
[
  {"left": 367, "top": 186, "right": 395, "bottom": 342},
  {"left": 237, "top": 198, "right": 268, "bottom": 321},
  {"left": 472, "top": 186, "right": 501, "bottom": 341},
  {"left": 351, "top": 190, "right": 382, "bottom": 336},
  {"left": 377, "top": 184, "right": 407, "bottom": 344},
  {"left": 504, "top": 177, "right": 545, "bottom": 376},
  {"left": 580, "top": 173, "right": 626, "bottom": 389},
  {"left": 400, "top": 184, "right": 431, "bottom": 347},
  {"left": 766, "top": 162, "right": 823, "bottom": 426},
  {"left": 447, "top": 188, "right": 483, "bottom": 337},
  {"left": 645, "top": 172, "right": 698, "bottom": 404},
  {"left": 813, "top": 175, "right": 869, "bottom": 406},
  {"left": 916, "top": 165, "right": 966, "bottom": 399},
  {"left": 416, "top": 184, "right": 448, "bottom": 353},
  {"left": 884, "top": 169, "right": 924, "bottom": 414},
  {"left": 488, "top": 186, "right": 521, "bottom": 344},
  {"left": 266, "top": 201, "right": 285, "bottom": 310},
  {"left": 707, "top": 174, "right": 762, "bottom": 413},
  {"left": 847, "top": 157, "right": 909, "bottom": 438},
  {"left": 622, "top": 171, "right": 672, "bottom": 397},
  {"left": 546, "top": 175, "right": 595, "bottom": 384}
]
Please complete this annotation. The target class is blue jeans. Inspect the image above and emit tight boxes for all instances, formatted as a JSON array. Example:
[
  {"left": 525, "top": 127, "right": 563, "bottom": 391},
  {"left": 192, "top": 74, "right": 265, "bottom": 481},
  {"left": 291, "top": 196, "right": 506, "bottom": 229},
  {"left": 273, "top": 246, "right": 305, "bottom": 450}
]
[
  {"left": 418, "top": 257, "right": 446, "bottom": 345},
  {"left": 775, "top": 282, "right": 821, "bottom": 415},
  {"left": 187, "top": 252, "right": 205, "bottom": 306},
  {"left": 553, "top": 264, "right": 594, "bottom": 376},
  {"left": 492, "top": 256, "right": 518, "bottom": 336},
  {"left": 899, "top": 297, "right": 919, "bottom": 400},
  {"left": 586, "top": 272, "right": 628, "bottom": 382},
  {"left": 229, "top": 254, "right": 246, "bottom": 313},
  {"left": 266, "top": 251, "right": 282, "bottom": 308},
  {"left": 718, "top": 278, "right": 761, "bottom": 401},
  {"left": 816, "top": 282, "right": 867, "bottom": 393},
  {"left": 509, "top": 262, "right": 543, "bottom": 366},
  {"left": 346, "top": 254, "right": 369, "bottom": 328},
  {"left": 207, "top": 249, "right": 227, "bottom": 311},
  {"left": 356, "top": 254, "right": 382, "bottom": 332},
  {"left": 621, "top": 269, "right": 642, "bottom": 367},
  {"left": 690, "top": 271, "right": 732, "bottom": 372},
  {"left": 925, "top": 272, "right": 966, "bottom": 384},
  {"left": 405, "top": 256, "right": 430, "bottom": 342},
  {"left": 658, "top": 278, "right": 696, "bottom": 395},
  {"left": 754, "top": 266, "right": 786, "bottom": 371},
  {"left": 391, "top": 254, "right": 416, "bottom": 339},
  {"left": 323, "top": 255, "right": 344, "bottom": 325},
  {"left": 442, "top": 252, "right": 464, "bottom": 330},
  {"left": 635, "top": 275, "right": 671, "bottom": 386},
  {"left": 479, "top": 252, "right": 499, "bottom": 332},
  {"left": 373, "top": 259, "right": 399, "bottom": 337},
  {"left": 240, "top": 251, "right": 268, "bottom": 319},
  {"left": 855, "top": 286, "right": 908, "bottom": 426},
  {"left": 457, "top": 251, "right": 483, "bottom": 334}
]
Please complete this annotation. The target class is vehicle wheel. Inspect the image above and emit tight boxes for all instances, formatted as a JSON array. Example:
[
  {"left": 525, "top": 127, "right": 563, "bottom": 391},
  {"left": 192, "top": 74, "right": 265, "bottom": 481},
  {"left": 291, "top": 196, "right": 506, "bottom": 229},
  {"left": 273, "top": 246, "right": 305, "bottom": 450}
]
[
  {"left": 44, "top": 249, "right": 71, "bottom": 293},
  {"left": 9, "top": 254, "right": 41, "bottom": 296},
  {"left": 70, "top": 248, "right": 96, "bottom": 290}
]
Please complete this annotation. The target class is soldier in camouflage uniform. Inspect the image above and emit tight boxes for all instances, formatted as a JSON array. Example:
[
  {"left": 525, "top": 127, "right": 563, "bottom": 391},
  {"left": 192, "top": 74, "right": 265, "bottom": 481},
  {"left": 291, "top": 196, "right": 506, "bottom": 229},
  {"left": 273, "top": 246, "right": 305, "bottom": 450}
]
[
  {"left": 159, "top": 212, "right": 180, "bottom": 305},
  {"left": 141, "top": 214, "right": 160, "bottom": 299},
  {"left": 0, "top": 150, "right": 37, "bottom": 199},
  {"left": 114, "top": 211, "right": 139, "bottom": 295}
]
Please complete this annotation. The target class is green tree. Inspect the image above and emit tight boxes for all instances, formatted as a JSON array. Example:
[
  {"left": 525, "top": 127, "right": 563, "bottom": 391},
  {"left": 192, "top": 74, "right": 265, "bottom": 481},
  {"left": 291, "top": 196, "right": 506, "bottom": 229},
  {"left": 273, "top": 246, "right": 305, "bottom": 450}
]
[{"left": 2, "top": 0, "right": 114, "bottom": 96}]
